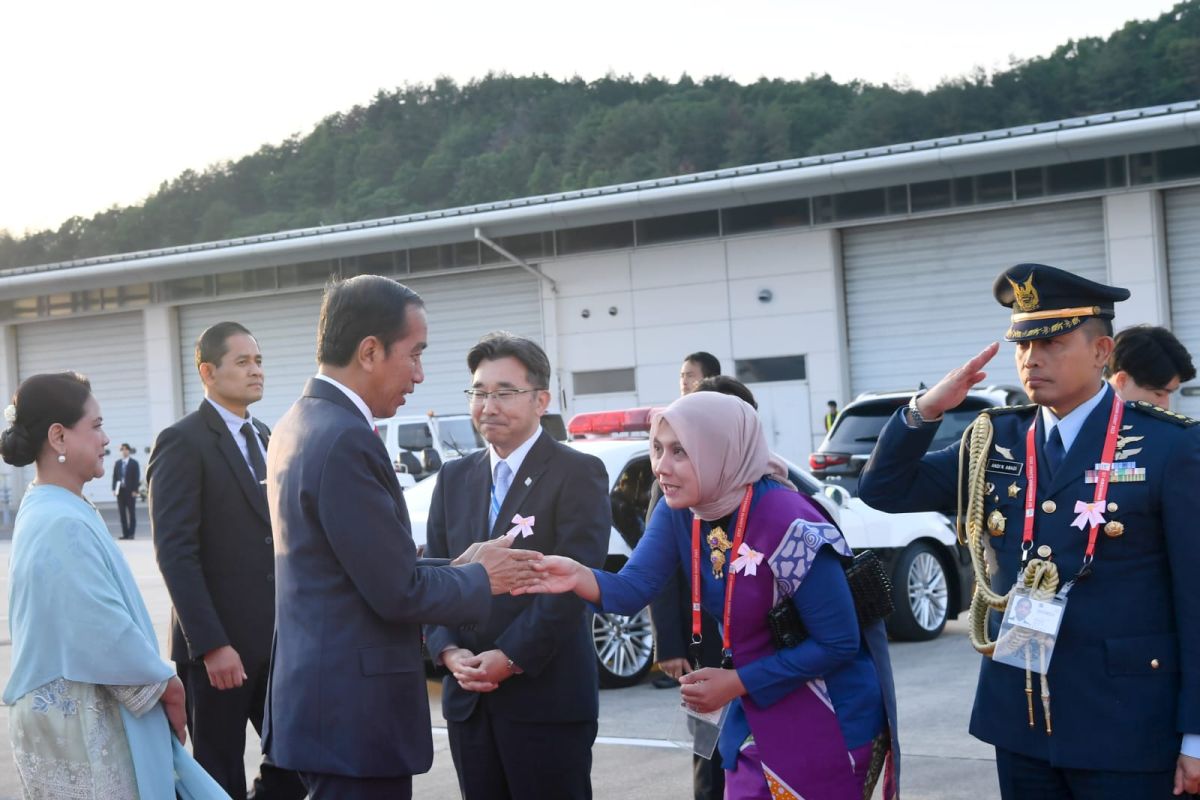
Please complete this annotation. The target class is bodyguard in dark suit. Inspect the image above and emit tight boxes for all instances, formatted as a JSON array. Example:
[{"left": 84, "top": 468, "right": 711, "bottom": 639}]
[
  {"left": 264, "top": 276, "right": 545, "bottom": 800},
  {"left": 149, "top": 321, "right": 304, "bottom": 799},
  {"left": 111, "top": 442, "right": 140, "bottom": 538},
  {"left": 859, "top": 264, "right": 1200, "bottom": 798},
  {"left": 424, "top": 333, "right": 610, "bottom": 800}
]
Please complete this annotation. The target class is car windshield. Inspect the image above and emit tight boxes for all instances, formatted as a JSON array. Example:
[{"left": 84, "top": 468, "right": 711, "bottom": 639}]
[
  {"left": 437, "top": 417, "right": 486, "bottom": 455},
  {"left": 828, "top": 400, "right": 991, "bottom": 454}
]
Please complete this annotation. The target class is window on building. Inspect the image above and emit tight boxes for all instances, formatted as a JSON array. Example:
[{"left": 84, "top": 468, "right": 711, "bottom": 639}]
[
  {"left": 160, "top": 275, "right": 213, "bottom": 301},
  {"left": 480, "top": 232, "right": 555, "bottom": 263},
  {"left": 1015, "top": 168, "right": 1045, "bottom": 200},
  {"left": 975, "top": 171, "right": 1014, "bottom": 204},
  {"left": 278, "top": 260, "right": 337, "bottom": 287},
  {"left": 735, "top": 355, "right": 806, "bottom": 383},
  {"left": 355, "top": 251, "right": 399, "bottom": 276},
  {"left": 573, "top": 368, "right": 637, "bottom": 395},
  {"left": 556, "top": 221, "right": 635, "bottom": 254},
  {"left": 911, "top": 179, "right": 954, "bottom": 212},
  {"left": 635, "top": 211, "right": 719, "bottom": 245},
  {"left": 829, "top": 189, "right": 889, "bottom": 222},
  {"left": 722, "top": 199, "right": 811, "bottom": 235},
  {"left": 1131, "top": 146, "right": 1200, "bottom": 185},
  {"left": 1045, "top": 159, "right": 1109, "bottom": 195}
]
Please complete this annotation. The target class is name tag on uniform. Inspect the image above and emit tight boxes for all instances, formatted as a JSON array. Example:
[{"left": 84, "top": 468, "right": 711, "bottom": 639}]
[{"left": 987, "top": 459, "right": 1024, "bottom": 476}]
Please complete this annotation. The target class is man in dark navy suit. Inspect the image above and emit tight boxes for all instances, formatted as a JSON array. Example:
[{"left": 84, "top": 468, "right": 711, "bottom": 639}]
[
  {"left": 263, "top": 276, "right": 544, "bottom": 800},
  {"left": 424, "top": 332, "right": 610, "bottom": 800},
  {"left": 111, "top": 442, "right": 140, "bottom": 538},
  {"left": 859, "top": 263, "right": 1200, "bottom": 798},
  {"left": 149, "top": 322, "right": 304, "bottom": 799}
]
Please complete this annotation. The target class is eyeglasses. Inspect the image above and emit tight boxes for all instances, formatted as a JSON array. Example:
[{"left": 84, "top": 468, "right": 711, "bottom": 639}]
[{"left": 463, "top": 387, "right": 546, "bottom": 404}]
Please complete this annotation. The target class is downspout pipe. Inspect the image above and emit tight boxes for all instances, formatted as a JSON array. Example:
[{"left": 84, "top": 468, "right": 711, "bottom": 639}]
[{"left": 474, "top": 228, "right": 557, "bottom": 294}]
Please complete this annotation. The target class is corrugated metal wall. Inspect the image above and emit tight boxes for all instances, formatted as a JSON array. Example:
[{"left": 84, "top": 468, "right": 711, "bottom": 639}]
[
  {"left": 177, "top": 268, "right": 543, "bottom": 425},
  {"left": 1166, "top": 186, "right": 1200, "bottom": 418},
  {"left": 842, "top": 200, "right": 1107, "bottom": 395}
]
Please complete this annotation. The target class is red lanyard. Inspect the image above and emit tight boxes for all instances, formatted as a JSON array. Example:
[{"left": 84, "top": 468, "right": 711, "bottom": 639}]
[
  {"left": 1021, "top": 394, "right": 1123, "bottom": 576},
  {"left": 690, "top": 485, "right": 754, "bottom": 665}
]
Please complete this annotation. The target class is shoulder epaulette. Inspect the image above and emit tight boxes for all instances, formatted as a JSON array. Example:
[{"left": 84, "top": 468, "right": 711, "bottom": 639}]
[
  {"left": 982, "top": 403, "right": 1037, "bottom": 417},
  {"left": 1126, "top": 400, "right": 1200, "bottom": 427}
]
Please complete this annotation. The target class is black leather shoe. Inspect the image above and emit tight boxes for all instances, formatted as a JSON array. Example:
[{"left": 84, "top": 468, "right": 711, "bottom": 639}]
[{"left": 652, "top": 674, "right": 680, "bottom": 689}]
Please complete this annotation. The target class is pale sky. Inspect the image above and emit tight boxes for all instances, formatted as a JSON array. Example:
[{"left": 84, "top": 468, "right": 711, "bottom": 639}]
[{"left": 0, "top": 0, "right": 1180, "bottom": 235}]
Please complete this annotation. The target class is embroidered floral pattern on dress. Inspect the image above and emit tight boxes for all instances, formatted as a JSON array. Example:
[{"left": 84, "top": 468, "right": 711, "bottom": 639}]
[
  {"left": 11, "top": 678, "right": 140, "bottom": 799},
  {"left": 30, "top": 679, "right": 79, "bottom": 716}
]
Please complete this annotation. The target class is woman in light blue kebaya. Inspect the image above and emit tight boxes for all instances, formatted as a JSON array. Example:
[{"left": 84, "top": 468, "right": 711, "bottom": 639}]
[{"left": 1, "top": 371, "right": 227, "bottom": 799}]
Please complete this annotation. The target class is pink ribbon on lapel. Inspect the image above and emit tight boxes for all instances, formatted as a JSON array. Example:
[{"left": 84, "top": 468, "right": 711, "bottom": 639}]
[
  {"left": 1071, "top": 500, "right": 1105, "bottom": 530},
  {"left": 730, "top": 542, "right": 763, "bottom": 577},
  {"left": 506, "top": 514, "right": 535, "bottom": 539}
]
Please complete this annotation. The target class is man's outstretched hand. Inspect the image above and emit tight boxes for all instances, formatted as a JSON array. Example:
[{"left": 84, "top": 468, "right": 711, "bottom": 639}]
[
  {"left": 916, "top": 342, "right": 1000, "bottom": 421},
  {"left": 474, "top": 540, "right": 544, "bottom": 594}
]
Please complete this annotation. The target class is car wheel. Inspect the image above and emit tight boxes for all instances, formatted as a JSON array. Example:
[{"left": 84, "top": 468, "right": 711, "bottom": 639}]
[
  {"left": 886, "top": 542, "right": 949, "bottom": 641},
  {"left": 591, "top": 608, "right": 654, "bottom": 688}
]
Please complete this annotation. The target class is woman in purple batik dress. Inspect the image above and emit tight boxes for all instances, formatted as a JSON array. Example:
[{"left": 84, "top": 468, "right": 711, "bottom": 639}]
[{"left": 518, "top": 391, "right": 900, "bottom": 799}]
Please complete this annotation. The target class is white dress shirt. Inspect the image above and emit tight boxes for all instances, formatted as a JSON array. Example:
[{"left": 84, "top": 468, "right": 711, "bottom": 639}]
[
  {"left": 205, "top": 397, "right": 266, "bottom": 472},
  {"left": 314, "top": 374, "right": 374, "bottom": 428}
]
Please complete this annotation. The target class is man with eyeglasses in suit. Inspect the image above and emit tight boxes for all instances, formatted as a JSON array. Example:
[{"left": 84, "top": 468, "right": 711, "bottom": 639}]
[{"left": 424, "top": 331, "right": 611, "bottom": 799}]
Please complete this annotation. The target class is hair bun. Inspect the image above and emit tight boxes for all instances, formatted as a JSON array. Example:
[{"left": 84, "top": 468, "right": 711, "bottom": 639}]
[{"left": 0, "top": 423, "right": 36, "bottom": 467}]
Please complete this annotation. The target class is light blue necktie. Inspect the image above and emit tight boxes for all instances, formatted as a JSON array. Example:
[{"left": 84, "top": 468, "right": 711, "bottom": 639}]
[{"left": 489, "top": 461, "right": 513, "bottom": 529}]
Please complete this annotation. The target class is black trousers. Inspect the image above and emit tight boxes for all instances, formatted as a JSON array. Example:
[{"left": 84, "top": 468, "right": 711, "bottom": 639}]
[
  {"left": 116, "top": 490, "right": 137, "bottom": 538},
  {"left": 181, "top": 659, "right": 306, "bottom": 800},
  {"left": 300, "top": 772, "right": 412, "bottom": 800},
  {"left": 693, "top": 747, "right": 724, "bottom": 800},
  {"left": 447, "top": 699, "right": 597, "bottom": 800},
  {"left": 995, "top": 746, "right": 1189, "bottom": 799}
]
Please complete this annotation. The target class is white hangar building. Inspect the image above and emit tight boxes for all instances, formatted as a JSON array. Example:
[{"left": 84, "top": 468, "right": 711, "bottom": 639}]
[{"left": 1, "top": 100, "right": 1199, "bottom": 505}]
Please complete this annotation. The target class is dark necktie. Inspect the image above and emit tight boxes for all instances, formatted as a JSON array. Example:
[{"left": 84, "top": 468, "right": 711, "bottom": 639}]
[
  {"left": 241, "top": 422, "right": 267, "bottom": 485},
  {"left": 1044, "top": 426, "right": 1065, "bottom": 478}
]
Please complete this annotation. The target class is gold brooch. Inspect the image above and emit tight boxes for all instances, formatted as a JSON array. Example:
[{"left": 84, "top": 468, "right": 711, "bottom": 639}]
[
  {"left": 710, "top": 549, "right": 727, "bottom": 579},
  {"left": 707, "top": 526, "right": 732, "bottom": 579},
  {"left": 987, "top": 509, "right": 1006, "bottom": 537},
  {"left": 1104, "top": 520, "right": 1124, "bottom": 538}
]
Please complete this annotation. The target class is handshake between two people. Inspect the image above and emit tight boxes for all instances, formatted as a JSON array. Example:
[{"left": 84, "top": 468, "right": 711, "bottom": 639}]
[
  {"left": 448, "top": 533, "right": 600, "bottom": 599},
  {"left": 440, "top": 537, "right": 584, "bottom": 694}
]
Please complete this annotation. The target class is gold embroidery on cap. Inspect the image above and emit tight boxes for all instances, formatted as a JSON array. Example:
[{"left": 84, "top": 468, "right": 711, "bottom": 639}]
[{"left": 1008, "top": 274, "right": 1040, "bottom": 313}]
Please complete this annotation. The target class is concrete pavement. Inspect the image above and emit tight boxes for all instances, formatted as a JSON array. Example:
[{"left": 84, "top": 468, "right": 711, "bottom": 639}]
[{"left": 0, "top": 534, "right": 999, "bottom": 799}]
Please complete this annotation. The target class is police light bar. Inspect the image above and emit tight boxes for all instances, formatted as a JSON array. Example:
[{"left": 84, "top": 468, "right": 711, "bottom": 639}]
[{"left": 567, "top": 407, "right": 660, "bottom": 438}]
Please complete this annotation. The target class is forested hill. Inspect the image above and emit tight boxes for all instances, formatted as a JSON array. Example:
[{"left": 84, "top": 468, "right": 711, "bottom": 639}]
[{"left": 3, "top": 0, "right": 1198, "bottom": 269}]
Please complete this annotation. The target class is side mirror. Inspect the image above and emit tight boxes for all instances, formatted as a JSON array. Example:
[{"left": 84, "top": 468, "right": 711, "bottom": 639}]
[
  {"left": 423, "top": 448, "right": 443, "bottom": 473},
  {"left": 823, "top": 484, "right": 850, "bottom": 508}
]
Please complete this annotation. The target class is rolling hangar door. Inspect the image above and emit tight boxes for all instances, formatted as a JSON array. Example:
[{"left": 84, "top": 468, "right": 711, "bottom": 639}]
[
  {"left": 16, "top": 311, "right": 150, "bottom": 504},
  {"left": 176, "top": 267, "right": 543, "bottom": 426},
  {"left": 841, "top": 199, "right": 1107, "bottom": 396},
  {"left": 1166, "top": 185, "right": 1200, "bottom": 419}
]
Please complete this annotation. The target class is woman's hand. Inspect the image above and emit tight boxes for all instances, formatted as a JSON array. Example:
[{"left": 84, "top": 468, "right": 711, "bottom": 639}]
[
  {"left": 510, "top": 555, "right": 583, "bottom": 595},
  {"left": 161, "top": 676, "right": 188, "bottom": 744},
  {"left": 679, "top": 667, "right": 746, "bottom": 714}
]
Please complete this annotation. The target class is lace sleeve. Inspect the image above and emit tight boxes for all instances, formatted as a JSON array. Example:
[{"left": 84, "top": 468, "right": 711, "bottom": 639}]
[{"left": 104, "top": 679, "right": 169, "bottom": 717}]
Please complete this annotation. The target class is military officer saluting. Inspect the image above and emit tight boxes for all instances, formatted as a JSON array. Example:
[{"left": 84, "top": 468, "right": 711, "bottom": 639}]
[{"left": 859, "top": 263, "right": 1200, "bottom": 798}]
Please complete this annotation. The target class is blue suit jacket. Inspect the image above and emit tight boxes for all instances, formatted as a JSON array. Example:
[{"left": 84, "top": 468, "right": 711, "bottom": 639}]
[
  {"left": 859, "top": 385, "right": 1200, "bottom": 771},
  {"left": 423, "top": 432, "right": 610, "bottom": 723},
  {"left": 262, "top": 379, "right": 492, "bottom": 778}
]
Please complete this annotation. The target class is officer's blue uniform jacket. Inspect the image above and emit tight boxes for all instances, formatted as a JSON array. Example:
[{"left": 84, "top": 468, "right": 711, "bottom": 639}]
[{"left": 859, "top": 383, "right": 1200, "bottom": 772}]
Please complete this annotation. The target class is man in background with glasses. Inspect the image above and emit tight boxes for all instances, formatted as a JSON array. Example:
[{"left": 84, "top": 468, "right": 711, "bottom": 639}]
[{"left": 425, "top": 331, "right": 611, "bottom": 799}]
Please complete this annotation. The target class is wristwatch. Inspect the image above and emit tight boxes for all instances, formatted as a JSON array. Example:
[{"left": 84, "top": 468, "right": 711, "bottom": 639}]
[{"left": 907, "top": 394, "right": 942, "bottom": 426}]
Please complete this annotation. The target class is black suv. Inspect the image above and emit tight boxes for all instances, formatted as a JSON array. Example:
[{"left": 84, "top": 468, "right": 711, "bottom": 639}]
[{"left": 810, "top": 386, "right": 1028, "bottom": 494}]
